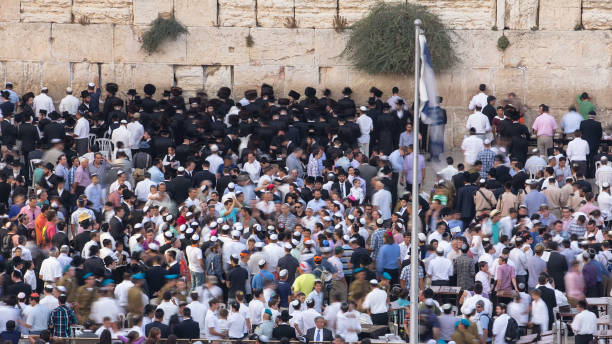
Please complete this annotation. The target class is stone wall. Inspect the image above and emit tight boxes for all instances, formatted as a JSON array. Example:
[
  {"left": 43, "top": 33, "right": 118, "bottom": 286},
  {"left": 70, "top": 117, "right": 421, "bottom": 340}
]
[{"left": 0, "top": 0, "right": 611, "bottom": 148}]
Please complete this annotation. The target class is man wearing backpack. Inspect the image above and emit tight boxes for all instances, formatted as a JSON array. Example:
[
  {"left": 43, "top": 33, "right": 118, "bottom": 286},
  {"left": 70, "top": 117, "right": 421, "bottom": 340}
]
[
  {"left": 476, "top": 300, "right": 492, "bottom": 344},
  {"left": 492, "top": 303, "right": 519, "bottom": 344}
]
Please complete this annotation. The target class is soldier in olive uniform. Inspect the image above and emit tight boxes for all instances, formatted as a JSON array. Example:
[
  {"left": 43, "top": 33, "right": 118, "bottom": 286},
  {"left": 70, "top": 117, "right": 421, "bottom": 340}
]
[
  {"left": 57, "top": 266, "right": 79, "bottom": 304},
  {"left": 75, "top": 273, "right": 98, "bottom": 324},
  {"left": 127, "top": 273, "right": 148, "bottom": 316}
]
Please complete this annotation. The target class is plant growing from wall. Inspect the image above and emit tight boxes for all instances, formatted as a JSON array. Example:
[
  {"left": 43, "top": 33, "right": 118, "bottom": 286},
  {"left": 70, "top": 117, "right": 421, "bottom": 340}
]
[
  {"left": 246, "top": 34, "right": 255, "bottom": 47},
  {"left": 333, "top": 15, "right": 348, "bottom": 33},
  {"left": 497, "top": 35, "right": 510, "bottom": 51},
  {"left": 343, "top": 2, "right": 456, "bottom": 75},
  {"left": 141, "top": 15, "right": 189, "bottom": 54}
]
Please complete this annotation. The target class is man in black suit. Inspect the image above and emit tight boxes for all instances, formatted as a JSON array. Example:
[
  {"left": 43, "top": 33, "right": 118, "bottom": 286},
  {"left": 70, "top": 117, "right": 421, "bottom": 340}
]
[
  {"left": 109, "top": 207, "right": 125, "bottom": 244},
  {"left": 579, "top": 110, "right": 603, "bottom": 178},
  {"left": 5, "top": 270, "right": 32, "bottom": 297},
  {"left": 43, "top": 112, "right": 66, "bottom": 144},
  {"left": 331, "top": 170, "right": 352, "bottom": 199},
  {"left": 193, "top": 160, "right": 216, "bottom": 188},
  {"left": 492, "top": 155, "right": 511, "bottom": 183},
  {"left": 546, "top": 241, "right": 568, "bottom": 292},
  {"left": 174, "top": 307, "right": 200, "bottom": 339},
  {"left": 510, "top": 162, "right": 528, "bottom": 194},
  {"left": 536, "top": 274, "right": 557, "bottom": 331},
  {"left": 305, "top": 316, "right": 333, "bottom": 343},
  {"left": 145, "top": 309, "right": 170, "bottom": 338},
  {"left": 0, "top": 112, "right": 17, "bottom": 147},
  {"left": 272, "top": 310, "right": 297, "bottom": 340},
  {"left": 48, "top": 177, "right": 71, "bottom": 208},
  {"left": 170, "top": 167, "right": 192, "bottom": 204}
]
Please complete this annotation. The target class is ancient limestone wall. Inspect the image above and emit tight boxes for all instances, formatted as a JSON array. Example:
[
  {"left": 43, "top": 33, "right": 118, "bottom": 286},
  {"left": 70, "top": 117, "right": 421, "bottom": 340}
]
[{"left": 0, "top": 0, "right": 611, "bottom": 147}]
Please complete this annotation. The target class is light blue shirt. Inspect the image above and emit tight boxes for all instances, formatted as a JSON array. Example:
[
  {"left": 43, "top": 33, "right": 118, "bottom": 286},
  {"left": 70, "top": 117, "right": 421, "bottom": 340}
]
[
  {"left": 148, "top": 165, "right": 164, "bottom": 184},
  {"left": 389, "top": 149, "right": 404, "bottom": 173},
  {"left": 27, "top": 303, "right": 52, "bottom": 332},
  {"left": 399, "top": 131, "right": 415, "bottom": 148},
  {"left": 3, "top": 89, "right": 18, "bottom": 104},
  {"left": 306, "top": 198, "right": 326, "bottom": 212},
  {"left": 522, "top": 190, "right": 548, "bottom": 216},
  {"left": 84, "top": 183, "right": 103, "bottom": 211},
  {"left": 561, "top": 111, "right": 584, "bottom": 134}
]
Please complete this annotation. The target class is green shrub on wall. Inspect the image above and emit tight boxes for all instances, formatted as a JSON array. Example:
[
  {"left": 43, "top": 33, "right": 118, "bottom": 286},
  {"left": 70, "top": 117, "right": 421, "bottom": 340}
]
[
  {"left": 142, "top": 16, "right": 189, "bottom": 54},
  {"left": 343, "top": 2, "right": 456, "bottom": 75}
]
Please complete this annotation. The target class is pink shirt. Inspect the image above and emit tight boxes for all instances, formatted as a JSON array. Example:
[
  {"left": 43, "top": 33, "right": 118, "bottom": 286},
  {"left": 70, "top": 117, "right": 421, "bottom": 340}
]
[{"left": 532, "top": 113, "right": 558, "bottom": 137}]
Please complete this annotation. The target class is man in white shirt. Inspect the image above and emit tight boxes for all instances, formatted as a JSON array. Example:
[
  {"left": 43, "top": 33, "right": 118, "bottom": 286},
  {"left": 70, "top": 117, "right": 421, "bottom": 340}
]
[
  {"left": 492, "top": 303, "right": 510, "bottom": 344},
  {"left": 372, "top": 180, "right": 392, "bottom": 220},
  {"left": 204, "top": 299, "right": 225, "bottom": 339},
  {"left": 596, "top": 157, "right": 612, "bottom": 188},
  {"left": 39, "top": 247, "right": 62, "bottom": 283},
  {"left": 127, "top": 116, "right": 145, "bottom": 150},
  {"left": 437, "top": 157, "right": 459, "bottom": 181},
  {"left": 206, "top": 144, "right": 224, "bottom": 177},
  {"left": 461, "top": 128, "right": 484, "bottom": 166},
  {"left": 186, "top": 235, "right": 205, "bottom": 291},
  {"left": 135, "top": 174, "right": 157, "bottom": 203},
  {"left": 571, "top": 299, "right": 597, "bottom": 344},
  {"left": 243, "top": 152, "right": 261, "bottom": 183},
  {"left": 566, "top": 130, "right": 589, "bottom": 175},
  {"left": 426, "top": 248, "right": 453, "bottom": 285},
  {"left": 362, "top": 280, "right": 389, "bottom": 325},
  {"left": 59, "top": 87, "right": 79, "bottom": 115},
  {"left": 597, "top": 182, "right": 612, "bottom": 220},
  {"left": 468, "top": 84, "right": 488, "bottom": 111},
  {"left": 73, "top": 110, "right": 90, "bottom": 156},
  {"left": 356, "top": 106, "right": 373, "bottom": 156},
  {"left": 466, "top": 106, "right": 491, "bottom": 138},
  {"left": 33, "top": 86, "right": 55, "bottom": 116},
  {"left": 460, "top": 282, "right": 493, "bottom": 316},
  {"left": 561, "top": 106, "right": 584, "bottom": 135},
  {"left": 114, "top": 274, "right": 134, "bottom": 310},
  {"left": 157, "top": 291, "right": 179, "bottom": 325},
  {"left": 111, "top": 119, "right": 131, "bottom": 155}
]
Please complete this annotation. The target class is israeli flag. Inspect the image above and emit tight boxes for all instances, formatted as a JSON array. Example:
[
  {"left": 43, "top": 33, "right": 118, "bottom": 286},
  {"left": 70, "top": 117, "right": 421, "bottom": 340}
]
[{"left": 418, "top": 33, "right": 440, "bottom": 125}]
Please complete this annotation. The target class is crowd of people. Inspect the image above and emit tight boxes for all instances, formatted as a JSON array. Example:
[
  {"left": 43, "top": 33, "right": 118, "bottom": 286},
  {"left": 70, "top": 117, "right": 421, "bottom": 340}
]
[{"left": 0, "top": 79, "right": 606, "bottom": 344}]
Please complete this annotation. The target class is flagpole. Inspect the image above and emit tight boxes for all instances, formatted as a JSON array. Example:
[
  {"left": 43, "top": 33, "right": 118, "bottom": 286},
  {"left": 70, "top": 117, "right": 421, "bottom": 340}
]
[{"left": 409, "top": 18, "right": 421, "bottom": 344}]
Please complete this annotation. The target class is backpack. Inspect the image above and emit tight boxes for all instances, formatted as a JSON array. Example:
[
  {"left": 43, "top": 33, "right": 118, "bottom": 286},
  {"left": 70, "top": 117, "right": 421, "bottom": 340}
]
[
  {"left": 313, "top": 265, "right": 333, "bottom": 290},
  {"left": 478, "top": 313, "right": 494, "bottom": 338},
  {"left": 504, "top": 316, "right": 520, "bottom": 343},
  {"left": 1, "top": 234, "right": 13, "bottom": 257}
]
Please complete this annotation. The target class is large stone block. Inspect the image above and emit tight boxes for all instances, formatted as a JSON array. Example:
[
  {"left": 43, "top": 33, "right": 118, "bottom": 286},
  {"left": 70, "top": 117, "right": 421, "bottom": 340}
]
[
  {"left": 319, "top": 66, "right": 350, "bottom": 98},
  {"left": 257, "top": 0, "right": 294, "bottom": 28},
  {"left": 0, "top": 0, "right": 20, "bottom": 22},
  {"left": 186, "top": 27, "right": 250, "bottom": 65},
  {"left": 72, "top": 0, "right": 133, "bottom": 25},
  {"left": 175, "top": 65, "right": 204, "bottom": 98},
  {"left": 133, "top": 0, "right": 174, "bottom": 25},
  {"left": 51, "top": 24, "right": 114, "bottom": 63},
  {"left": 42, "top": 63, "right": 71, "bottom": 102},
  {"left": 538, "top": 0, "right": 581, "bottom": 30},
  {"left": 524, "top": 68, "right": 573, "bottom": 107},
  {"left": 339, "top": 0, "right": 378, "bottom": 25},
  {"left": 101, "top": 64, "right": 136, "bottom": 98},
  {"left": 504, "top": 0, "right": 539, "bottom": 30},
  {"left": 204, "top": 66, "right": 233, "bottom": 98},
  {"left": 0, "top": 23, "right": 51, "bottom": 61},
  {"left": 219, "top": 0, "right": 256, "bottom": 27},
  {"left": 414, "top": 0, "right": 496, "bottom": 30},
  {"left": 21, "top": 0, "right": 72, "bottom": 23},
  {"left": 113, "top": 25, "right": 187, "bottom": 64},
  {"left": 72, "top": 62, "right": 99, "bottom": 95},
  {"left": 492, "top": 67, "right": 526, "bottom": 103},
  {"left": 283, "top": 66, "right": 319, "bottom": 98},
  {"left": 502, "top": 31, "right": 612, "bottom": 69},
  {"left": 5, "top": 61, "right": 43, "bottom": 96},
  {"left": 249, "top": 28, "right": 315, "bottom": 66},
  {"left": 583, "top": 0, "right": 612, "bottom": 30},
  {"left": 175, "top": 0, "right": 218, "bottom": 27},
  {"left": 295, "top": 0, "right": 337, "bottom": 29},
  {"left": 132, "top": 64, "right": 174, "bottom": 95},
  {"left": 314, "top": 29, "right": 350, "bottom": 66},
  {"left": 451, "top": 30, "right": 503, "bottom": 69},
  {"left": 233, "top": 65, "right": 284, "bottom": 98}
]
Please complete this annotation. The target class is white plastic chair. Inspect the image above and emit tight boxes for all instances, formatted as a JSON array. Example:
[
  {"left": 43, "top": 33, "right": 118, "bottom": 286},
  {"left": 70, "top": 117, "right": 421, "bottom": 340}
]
[
  {"left": 95, "top": 138, "right": 113, "bottom": 159},
  {"left": 596, "top": 170, "right": 612, "bottom": 192}
]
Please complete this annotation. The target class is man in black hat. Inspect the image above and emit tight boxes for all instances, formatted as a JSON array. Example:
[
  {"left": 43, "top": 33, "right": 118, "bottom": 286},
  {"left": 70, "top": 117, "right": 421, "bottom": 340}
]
[
  {"left": 369, "top": 86, "right": 384, "bottom": 113},
  {"left": 579, "top": 110, "right": 602, "bottom": 178},
  {"left": 102, "top": 82, "right": 119, "bottom": 117},
  {"left": 43, "top": 112, "right": 66, "bottom": 145},
  {"left": 0, "top": 101, "right": 17, "bottom": 147},
  {"left": 482, "top": 95, "right": 497, "bottom": 124},
  {"left": 337, "top": 87, "right": 355, "bottom": 117},
  {"left": 141, "top": 83, "right": 157, "bottom": 113},
  {"left": 374, "top": 103, "right": 399, "bottom": 155},
  {"left": 288, "top": 90, "right": 301, "bottom": 106},
  {"left": 272, "top": 310, "right": 296, "bottom": 339},
  {"left": 78, "top": 90, "right": 93, "bottom": 116}
]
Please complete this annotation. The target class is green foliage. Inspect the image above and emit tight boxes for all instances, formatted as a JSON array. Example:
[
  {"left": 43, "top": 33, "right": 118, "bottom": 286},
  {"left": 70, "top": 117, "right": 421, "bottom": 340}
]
[
  {"left": 246, "top": 34, "right": 254, "bottom": 47},
  {"left": 141, "top": 16, "right": 188, "bottom": 54},
  {"left": 497, "top": 35, "right": 510, "bottom": 51},
  {"left": 333, "top": 15, "right": 348, "bottom": 33},
  {"left": 343, "top": 2, "right": 456, "bottom": 75},
  {"left": 491, "top": 25, "right": 498, "bottom": 31},
  {"left": 574, "top": 23, "right": 584, "bottom": 30},
  {"left": 530, "top": 25, "right": 539, "bottom": 31}
]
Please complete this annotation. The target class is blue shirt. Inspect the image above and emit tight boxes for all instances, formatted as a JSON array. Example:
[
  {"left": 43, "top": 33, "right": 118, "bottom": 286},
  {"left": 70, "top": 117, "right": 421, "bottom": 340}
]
[
  {"left": 389, "top": 149, "right": 404, "bottom": 173},
  {"left": 84, "top": 183, "right": 103, "bottom": 211},
  {"left": 376, "top": 243, "right": 400, "bottom": 274},
  {"left": 306, "top": 198, "right": 326, "bottom": 212},
  {"left": 89, "top": 88, "right": 101, "bottom": 113},
  {"left": 148, "top": 166, "right": 164, "bottom": 184},
  {"left": 252, "top": 270, "right": 275, "bottom": 290},
  {"left": 276, "top": 281, "right": 292, "bottom": 307},
  {"left": 3, "top": 89, "right": 18, "bottom": 104},
  {"left": 522, "top": 190, "right": 548, "bottom": 216},
  {"left": 561, "top": 111, "right": 583, "bottom": 134}
]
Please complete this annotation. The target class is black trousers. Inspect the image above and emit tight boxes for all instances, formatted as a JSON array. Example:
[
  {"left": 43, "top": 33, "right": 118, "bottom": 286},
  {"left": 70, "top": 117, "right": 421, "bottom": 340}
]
[
  {"left": 383, "top": 268, "right": 399, "bottom": 287},
  {"left": 575, "top": 334, "right": 593, "bottom": 344},
  {"left": 432, "top": 280, "right": 450, "bottom": 286},
  {"left": 371, "top": 312, "right": 389, "bottom": 326}
]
